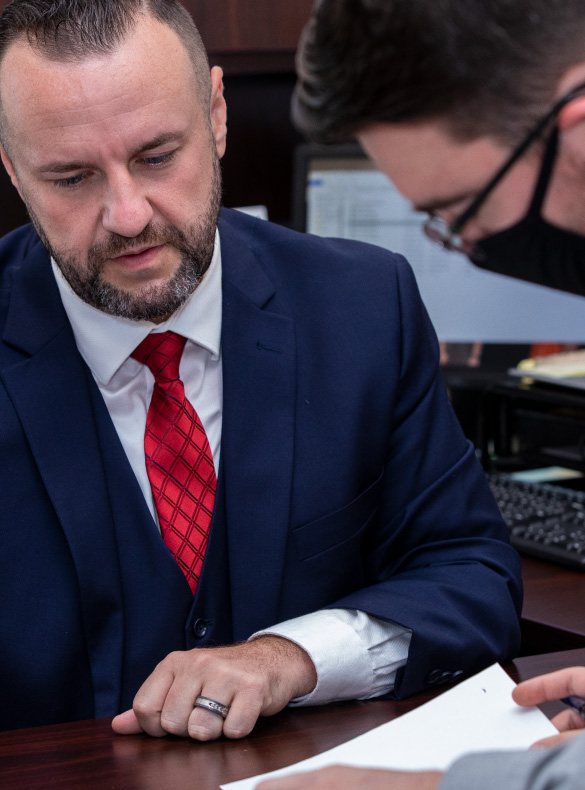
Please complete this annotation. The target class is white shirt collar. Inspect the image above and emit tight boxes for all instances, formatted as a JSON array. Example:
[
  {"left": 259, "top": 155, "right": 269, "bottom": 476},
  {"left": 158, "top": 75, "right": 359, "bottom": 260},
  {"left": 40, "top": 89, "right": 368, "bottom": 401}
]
[{"left": 53, "top": 230, "right": 223, "bottom": 386}]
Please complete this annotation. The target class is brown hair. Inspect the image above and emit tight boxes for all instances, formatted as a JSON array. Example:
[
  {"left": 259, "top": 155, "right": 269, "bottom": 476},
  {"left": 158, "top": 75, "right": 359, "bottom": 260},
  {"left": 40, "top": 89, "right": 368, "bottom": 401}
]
[{"left": 293, "top": 0, "right": 585, "bottom": 145}]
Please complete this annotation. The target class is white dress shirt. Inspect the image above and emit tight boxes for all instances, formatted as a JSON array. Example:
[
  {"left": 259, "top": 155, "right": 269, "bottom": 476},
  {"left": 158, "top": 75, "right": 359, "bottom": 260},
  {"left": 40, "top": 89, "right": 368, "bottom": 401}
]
[{"left": 52, "top": 230, "right": 411, "bottom": 705}]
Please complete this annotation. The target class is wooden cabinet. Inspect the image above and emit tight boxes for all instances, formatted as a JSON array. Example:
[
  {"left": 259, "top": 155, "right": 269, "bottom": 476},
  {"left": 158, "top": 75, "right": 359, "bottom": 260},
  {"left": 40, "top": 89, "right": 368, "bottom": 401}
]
[
  {"left": 187, "top": 0, "right": 314, "bottom": 53},
  {"left": 0, "top": 1, "right": 315, "bottom": 71}
]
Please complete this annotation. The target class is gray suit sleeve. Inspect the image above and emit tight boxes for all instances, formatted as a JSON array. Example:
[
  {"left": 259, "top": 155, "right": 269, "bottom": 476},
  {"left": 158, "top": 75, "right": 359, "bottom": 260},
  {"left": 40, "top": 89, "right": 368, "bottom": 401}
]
[{"left": 439, "top": 734, "right": 585, "bottom": 790}]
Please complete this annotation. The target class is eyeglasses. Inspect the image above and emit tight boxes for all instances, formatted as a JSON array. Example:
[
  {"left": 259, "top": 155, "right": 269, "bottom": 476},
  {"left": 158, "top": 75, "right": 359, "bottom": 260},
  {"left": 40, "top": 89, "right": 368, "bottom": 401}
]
[{"left": 422, "top": 81, "right": 585, "bottom": 255}]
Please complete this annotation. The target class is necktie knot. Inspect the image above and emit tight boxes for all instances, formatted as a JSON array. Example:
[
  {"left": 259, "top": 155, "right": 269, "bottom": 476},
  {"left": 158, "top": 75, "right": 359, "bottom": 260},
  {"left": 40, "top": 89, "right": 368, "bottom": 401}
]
[{"left": 132, "top": 331, "right": 187, "bottom": 383}]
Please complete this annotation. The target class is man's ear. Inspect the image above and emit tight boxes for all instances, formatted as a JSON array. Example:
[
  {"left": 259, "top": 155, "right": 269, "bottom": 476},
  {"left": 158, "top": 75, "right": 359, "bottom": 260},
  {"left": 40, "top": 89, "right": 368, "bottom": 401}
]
[
  {"left": 556, "top": 94, "right": 585, "bottom": 176},
  {"left": 556, "top": 62, "right": 585, "bottom": 131},
  {"left": 557, "top": 95, "right": 585, "bottom": 132},
  {"left": 0, "top": 143, "right": 24, "bottom": 200},
  {"left": 209, "top": 66, "right": 227, "bottom": 159}
]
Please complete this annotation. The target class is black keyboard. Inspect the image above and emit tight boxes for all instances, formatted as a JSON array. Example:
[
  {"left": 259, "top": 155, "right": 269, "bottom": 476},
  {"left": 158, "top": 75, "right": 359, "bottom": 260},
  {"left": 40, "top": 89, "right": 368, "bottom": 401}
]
[{"left": 487, "top": 472, "right": 585, "bottom": 570}]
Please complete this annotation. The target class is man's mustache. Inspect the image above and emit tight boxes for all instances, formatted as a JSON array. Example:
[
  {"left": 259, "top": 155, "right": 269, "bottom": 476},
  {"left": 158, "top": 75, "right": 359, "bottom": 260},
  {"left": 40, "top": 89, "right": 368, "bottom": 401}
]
[{"left": 88, "top": 223, "right": 192, "bottom": 265}]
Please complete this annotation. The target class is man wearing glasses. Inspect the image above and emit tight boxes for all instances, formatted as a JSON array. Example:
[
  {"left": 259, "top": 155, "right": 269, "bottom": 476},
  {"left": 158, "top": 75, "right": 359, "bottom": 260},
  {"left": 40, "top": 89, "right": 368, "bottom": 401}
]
[
  {"left": 294, "top": 0, "right": 585, "bottom": 300},
  {"left": 268, "top": 0, "right": 585, "bottom": 787}
]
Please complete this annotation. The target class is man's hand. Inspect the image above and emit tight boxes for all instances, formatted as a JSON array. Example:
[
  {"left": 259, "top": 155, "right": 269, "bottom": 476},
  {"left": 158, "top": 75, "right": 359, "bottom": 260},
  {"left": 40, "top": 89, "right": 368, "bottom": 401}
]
[
  {"left": 111, "top": 636, "right": 317, "bottom": 740},
  {"left": 513, "top": 667, "right": 585, "bottom": 748},
  {"left": 255, "top": 766, "right": 443, "bottom": 790}
]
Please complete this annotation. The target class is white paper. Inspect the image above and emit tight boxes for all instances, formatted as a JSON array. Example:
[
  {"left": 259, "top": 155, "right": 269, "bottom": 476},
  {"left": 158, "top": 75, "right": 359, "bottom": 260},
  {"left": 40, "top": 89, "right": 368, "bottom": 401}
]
[{"left": 222, "top": 664, "right": 558, "bottom": 790}]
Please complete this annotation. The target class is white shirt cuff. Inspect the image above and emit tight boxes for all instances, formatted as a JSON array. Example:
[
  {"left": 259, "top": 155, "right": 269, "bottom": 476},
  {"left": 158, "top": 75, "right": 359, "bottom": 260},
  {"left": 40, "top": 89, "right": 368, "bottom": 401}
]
[{"left": 251, "top": 608, "right": 411, "bottom": 706}]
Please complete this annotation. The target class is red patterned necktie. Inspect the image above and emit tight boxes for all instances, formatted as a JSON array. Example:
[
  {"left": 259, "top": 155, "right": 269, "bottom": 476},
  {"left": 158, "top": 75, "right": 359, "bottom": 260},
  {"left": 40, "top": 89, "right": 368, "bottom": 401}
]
[{"left": 132, "top": 331, "right": 216, "bottom": 594}]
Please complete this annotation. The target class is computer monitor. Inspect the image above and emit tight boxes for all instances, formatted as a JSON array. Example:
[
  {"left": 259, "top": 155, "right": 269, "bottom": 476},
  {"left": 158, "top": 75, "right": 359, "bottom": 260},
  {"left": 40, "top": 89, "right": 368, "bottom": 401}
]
[{"left": 292, "top": 143, "right": 585, "bottom": 354}]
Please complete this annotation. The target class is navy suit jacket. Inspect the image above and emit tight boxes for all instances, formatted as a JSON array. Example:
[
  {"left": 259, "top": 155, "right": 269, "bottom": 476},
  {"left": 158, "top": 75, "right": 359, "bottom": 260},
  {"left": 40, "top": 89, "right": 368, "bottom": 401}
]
[{"left": 0, "top": 208, "right": 522, "bottom": 730}]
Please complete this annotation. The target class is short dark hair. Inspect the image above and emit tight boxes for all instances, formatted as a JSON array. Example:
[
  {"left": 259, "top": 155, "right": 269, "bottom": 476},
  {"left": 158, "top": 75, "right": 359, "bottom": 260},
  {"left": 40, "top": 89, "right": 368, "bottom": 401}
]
[
  {"left": 293, "top": 0, "right": 585, "bottom": 145},
  {"left": 0, "top": 0, "right": 211, "bottom": 136}
]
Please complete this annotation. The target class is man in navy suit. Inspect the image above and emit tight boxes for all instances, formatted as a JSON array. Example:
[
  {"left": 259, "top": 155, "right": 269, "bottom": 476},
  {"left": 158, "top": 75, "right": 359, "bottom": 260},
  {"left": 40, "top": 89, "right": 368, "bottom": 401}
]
[{"left": 0, "top": 0, "right": 521, "bottom": 737}]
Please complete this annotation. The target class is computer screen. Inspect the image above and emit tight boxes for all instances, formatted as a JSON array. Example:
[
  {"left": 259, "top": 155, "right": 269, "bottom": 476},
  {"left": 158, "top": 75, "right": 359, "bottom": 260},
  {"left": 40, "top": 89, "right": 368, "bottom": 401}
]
[{"left": 292, "top": 143, "right": 585, "bottom": 349}]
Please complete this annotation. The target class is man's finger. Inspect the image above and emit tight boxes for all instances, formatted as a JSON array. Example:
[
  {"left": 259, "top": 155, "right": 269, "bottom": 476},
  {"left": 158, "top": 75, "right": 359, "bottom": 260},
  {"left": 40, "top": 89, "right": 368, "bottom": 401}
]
[
  {"left": 187, "top": 695, "right": 229, "bottom": 741},
  {"left": 256, "top": 772, "right": 316, "bottom": 789},
  {"left": 222, "top": 691, "right": 264, "bottom": 739},
  {"left": 530, "top": 730, "right": 584, "bottom": 749},
  {"left": 550, "top": 708, "right": 585, "bottom": 732},
  {"left": 256, "top": 766, "right": 443, "bottom": 790},
  {"left": 513, "top": 667, "right": 585, "bottom": 707},
  {"left": 159, "top": 676, "right": 206, "bottom": 737},
  {"left": 130, "top": 659, "right": 177, "bottom": 737},
  {"left": 111, "top": 708, "right": 145, "bottom": 735}
]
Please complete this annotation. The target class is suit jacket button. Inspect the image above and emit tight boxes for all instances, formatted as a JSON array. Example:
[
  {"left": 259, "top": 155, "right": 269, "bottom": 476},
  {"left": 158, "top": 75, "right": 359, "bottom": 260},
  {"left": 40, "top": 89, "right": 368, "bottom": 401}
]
[
  {"left": 426, "top": 669, "right": 443, "bottom": 685},
  {"left": 193, "top": 619, "right": 209, "bottom": 638}
]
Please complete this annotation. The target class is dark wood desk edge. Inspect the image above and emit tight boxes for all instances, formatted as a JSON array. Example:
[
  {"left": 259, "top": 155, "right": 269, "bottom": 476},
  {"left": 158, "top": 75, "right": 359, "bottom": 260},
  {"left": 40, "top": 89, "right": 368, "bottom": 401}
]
[
  {"left": 520, "top": 556, "right": 585, "bottom": 652},
  {"left": 511, "top": 646, "right": 585, "bottom": 680}
]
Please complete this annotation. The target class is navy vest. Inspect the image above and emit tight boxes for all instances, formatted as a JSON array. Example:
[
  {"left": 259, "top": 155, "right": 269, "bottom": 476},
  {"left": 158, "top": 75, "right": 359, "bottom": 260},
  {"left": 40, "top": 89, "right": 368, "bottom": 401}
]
[{"left": 87, "top": 367, "right": 234, "bottom": 715}]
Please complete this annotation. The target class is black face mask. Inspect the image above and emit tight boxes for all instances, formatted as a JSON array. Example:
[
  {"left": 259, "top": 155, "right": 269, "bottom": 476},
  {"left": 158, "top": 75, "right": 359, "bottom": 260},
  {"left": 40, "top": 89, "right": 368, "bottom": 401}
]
[{"left": 471, "top": 128, "right": 585, "bottom": 297}]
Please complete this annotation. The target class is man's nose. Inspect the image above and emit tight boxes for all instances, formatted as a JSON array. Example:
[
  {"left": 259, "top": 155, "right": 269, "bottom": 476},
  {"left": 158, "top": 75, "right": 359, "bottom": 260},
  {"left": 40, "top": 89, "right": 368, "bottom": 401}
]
[{"left": 101, "top": 173, "right": 154, "bottom": 238}]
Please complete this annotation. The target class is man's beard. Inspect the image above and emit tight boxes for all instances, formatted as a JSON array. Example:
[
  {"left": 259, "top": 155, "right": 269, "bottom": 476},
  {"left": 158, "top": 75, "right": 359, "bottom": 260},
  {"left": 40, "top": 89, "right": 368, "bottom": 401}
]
[{"left": 28, "top": 153, "right": 222, "bottom": 322}]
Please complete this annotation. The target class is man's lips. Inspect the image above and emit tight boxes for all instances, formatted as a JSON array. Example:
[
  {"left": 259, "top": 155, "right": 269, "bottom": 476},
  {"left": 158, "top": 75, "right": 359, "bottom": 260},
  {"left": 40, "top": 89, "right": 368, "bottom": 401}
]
[{"left": 110, "top": 244, "right": 166, "bottom": 271}]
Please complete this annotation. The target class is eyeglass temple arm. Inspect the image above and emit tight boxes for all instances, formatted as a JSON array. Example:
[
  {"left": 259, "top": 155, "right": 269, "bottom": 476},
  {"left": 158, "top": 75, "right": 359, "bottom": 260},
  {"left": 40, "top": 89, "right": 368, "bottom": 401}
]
[{"left": 450, "top": 81, "right": 585, "bottom": 236}]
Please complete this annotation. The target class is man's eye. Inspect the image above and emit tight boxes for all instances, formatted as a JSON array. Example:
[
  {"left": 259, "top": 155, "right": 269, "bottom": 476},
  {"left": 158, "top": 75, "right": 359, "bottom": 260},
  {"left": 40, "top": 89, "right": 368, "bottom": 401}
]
[
  {"left": 143, "top": 151, "right": 176, "bottom": 167},
  {"left": 54, "top": 173, "right": 86, "bottom": 189}
]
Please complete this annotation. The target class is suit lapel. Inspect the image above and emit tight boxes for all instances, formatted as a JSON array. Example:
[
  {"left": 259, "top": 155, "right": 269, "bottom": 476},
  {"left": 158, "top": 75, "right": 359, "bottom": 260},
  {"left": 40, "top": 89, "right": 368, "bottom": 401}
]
[
  {"left": 219, "top": 216, "right": 296, "bottom": 639},
  {"left": 1, "top": 239, "right": 125, "bottom": 716},
  {"left": 2, "top": 218, "right": 298, "bottom": 659}
]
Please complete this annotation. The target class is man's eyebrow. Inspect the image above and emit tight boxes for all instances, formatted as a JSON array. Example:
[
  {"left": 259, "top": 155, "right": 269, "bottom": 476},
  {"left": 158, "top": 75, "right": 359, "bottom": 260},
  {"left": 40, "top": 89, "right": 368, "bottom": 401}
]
[
  {"left": 37, "top": 159, "right": 91, "bottom": 175},
  {"left": 37, "top": 131, "right": 186, "bottom": 175},
  {"left": 130, "top": 131, "right": 185, "bottom": 158}
]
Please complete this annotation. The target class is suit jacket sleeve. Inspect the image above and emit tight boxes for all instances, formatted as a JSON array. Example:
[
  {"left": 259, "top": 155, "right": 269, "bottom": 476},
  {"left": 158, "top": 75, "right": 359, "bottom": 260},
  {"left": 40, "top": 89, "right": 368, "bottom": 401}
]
[
  {"left": 311, "top": 248, "right": 522, "bottom": 698},
  {"left": 439, "top": 735, "right": 585, "bottom": 790}
]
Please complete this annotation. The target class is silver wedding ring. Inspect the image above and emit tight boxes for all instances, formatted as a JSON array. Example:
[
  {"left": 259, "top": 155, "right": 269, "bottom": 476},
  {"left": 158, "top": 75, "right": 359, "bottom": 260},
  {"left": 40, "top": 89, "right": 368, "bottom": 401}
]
[{"left": 194, "top": 695, "right": 230, "bottom": 719}]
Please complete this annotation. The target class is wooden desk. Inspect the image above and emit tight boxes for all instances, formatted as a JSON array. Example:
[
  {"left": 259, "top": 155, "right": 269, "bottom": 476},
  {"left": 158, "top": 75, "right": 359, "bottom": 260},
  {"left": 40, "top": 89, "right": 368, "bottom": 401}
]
[
  {"left": 521, "top": 556, "right": 585, "bottom": 652},
  {"left": 0, "top": 696, "right": 432, "bottom": 790},
  {"left": 2, "top": 649, "right": 584, "bottom": 790}
]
